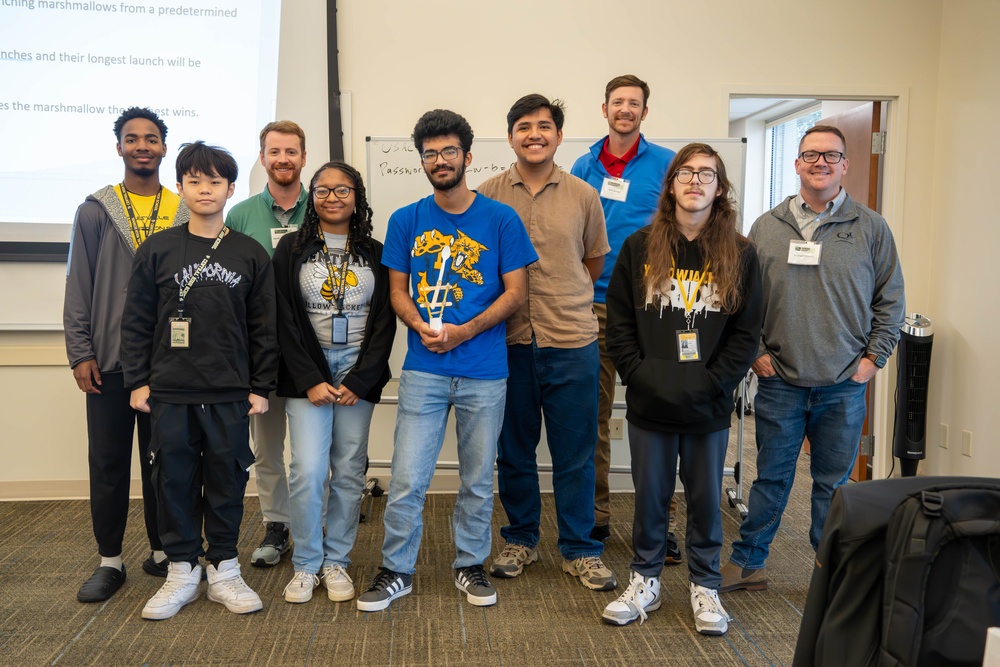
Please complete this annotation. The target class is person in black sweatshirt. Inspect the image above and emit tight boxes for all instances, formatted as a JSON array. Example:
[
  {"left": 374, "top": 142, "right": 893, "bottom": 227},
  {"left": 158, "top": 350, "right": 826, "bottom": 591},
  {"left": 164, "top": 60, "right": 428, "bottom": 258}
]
[
  {"left": 121, "top": 141, "right": 278, "bottom": 621},
  {"left": 602, "top": 143, "right": 762, "bottom": 634}
]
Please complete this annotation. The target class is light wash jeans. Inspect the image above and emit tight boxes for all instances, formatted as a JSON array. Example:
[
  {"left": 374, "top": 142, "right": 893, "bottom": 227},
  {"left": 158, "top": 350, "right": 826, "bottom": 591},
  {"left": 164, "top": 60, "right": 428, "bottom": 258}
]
[
  {"left": 730, "top": 374, "right": 868, "bottom": 568},
  {"left": 285, "top": 346, "right": 373, "bottom": 573},
  {"left": 381, "top": 370, "right": 506, "bottom": 574}
]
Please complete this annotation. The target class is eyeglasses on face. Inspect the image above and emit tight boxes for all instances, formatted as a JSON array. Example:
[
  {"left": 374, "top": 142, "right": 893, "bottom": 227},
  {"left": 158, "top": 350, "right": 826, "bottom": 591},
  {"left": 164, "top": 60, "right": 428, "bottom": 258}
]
[
  {"left": 798, "top": 150, "right": 845, "bottom": 164},
  {"left": 674, "top": 169, "right": 717, "bottom": 184},
  {"left": 420, "top": 146, "right": 463, "bottom": 164},
  {"left": 313, "top": 185, "right": 355, "bottom": 199}
]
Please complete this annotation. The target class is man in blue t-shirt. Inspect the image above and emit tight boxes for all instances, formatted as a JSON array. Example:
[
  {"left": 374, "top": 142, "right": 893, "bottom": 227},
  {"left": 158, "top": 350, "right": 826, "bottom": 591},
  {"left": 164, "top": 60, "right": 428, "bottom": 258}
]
[
  {"left": 571, "top": 74, "right": 676, "bottom": 552},
  {"left": 357, "top": 109, "right": 537, "bottom": 613}
]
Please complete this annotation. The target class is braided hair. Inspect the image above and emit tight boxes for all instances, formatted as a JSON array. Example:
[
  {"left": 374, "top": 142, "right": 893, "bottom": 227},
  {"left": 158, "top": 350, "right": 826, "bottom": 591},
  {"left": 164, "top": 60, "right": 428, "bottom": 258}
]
[{"left": 294, "top": 161, "right": 375, "bottom": 260}]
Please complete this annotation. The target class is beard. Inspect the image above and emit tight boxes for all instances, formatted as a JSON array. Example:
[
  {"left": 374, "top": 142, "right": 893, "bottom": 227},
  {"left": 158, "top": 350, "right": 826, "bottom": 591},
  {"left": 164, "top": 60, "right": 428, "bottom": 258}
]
[
  {"left": 267, "top": 165, "right": 301, "bottom": 187},
  {"left": 129, "top": 164, "right": 157, "bottom": 178},
  {"left": 426, "top": 162, "right": 465, "bottom": 192}
]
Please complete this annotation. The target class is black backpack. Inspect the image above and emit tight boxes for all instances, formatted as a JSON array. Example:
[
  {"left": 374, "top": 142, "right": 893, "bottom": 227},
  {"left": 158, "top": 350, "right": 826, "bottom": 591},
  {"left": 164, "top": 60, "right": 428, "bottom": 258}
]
[{"left": 880, "top": 482, "right": 1000, "bottom": 667}]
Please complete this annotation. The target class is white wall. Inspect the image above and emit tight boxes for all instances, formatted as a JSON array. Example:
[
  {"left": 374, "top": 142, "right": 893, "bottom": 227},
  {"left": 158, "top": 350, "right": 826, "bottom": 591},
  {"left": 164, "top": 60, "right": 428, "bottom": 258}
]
[{"left": 5, "top": 0, "right": 996, "bottom": 497}]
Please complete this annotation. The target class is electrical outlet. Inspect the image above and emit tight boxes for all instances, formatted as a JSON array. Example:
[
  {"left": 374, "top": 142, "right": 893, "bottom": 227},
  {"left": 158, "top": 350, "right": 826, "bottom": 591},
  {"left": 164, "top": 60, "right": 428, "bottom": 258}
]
[
  {"left": 962, "top": 430, "right": 973, "bottom": 457},
  {"left": 940, "top": 423, "right": 949, "bottom": 449},
  {"left": 610, "top": 418, "right": 624, "bottom": 440}
]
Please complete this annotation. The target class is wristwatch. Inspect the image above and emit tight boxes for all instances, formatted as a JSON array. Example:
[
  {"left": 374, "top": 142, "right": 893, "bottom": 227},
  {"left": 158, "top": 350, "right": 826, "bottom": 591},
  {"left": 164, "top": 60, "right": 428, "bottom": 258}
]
[{"left": 865, "top": 352, "right": 887, "bottom": 369}]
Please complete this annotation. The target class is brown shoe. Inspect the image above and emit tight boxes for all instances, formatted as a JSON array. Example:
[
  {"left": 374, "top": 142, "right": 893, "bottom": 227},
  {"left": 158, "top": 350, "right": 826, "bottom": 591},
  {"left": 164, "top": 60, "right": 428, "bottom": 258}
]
[{"left": 719, "top": 562, "right": 767, "bottom": 593}]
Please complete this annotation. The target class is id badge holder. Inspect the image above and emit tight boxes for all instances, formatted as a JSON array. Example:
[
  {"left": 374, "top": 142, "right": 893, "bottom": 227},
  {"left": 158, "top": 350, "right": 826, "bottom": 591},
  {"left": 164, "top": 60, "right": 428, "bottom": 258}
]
[
  {"left": 270, "top": 226, "right": 294, "bottom": 249},
  {"left": 788, "top": 240, "right": 822, "bottom": 265},
  {"left": 600, "top": 177, "right": 629, "bottom": 202},
  {"left": 676, "top": 329, "right": 701, "bottom": 362},
  {"left": 332, "top": 313, "right": 348, "bottom": 345},
  {"left": 169, "top": 317, "right": 191, "bottom": 349}
]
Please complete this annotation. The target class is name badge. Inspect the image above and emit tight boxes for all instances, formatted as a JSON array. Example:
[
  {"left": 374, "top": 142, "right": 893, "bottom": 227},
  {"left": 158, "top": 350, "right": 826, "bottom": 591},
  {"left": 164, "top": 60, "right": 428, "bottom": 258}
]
[
  {"left": 600, "top": 177, "right": 630, "bottom": 202},
  {"left": 169, "top": 317, "right": 191, "bottom": 348},
  {"left": 332, "top": 313, "right": 348, "bottom": 345},
  {"left": 677, "top": 329, "right": 701, "bottom": 362},
  {"left": 788, "top": 240, "right": 822, "bottom": 265},
  {"left": 270, "top": 225, "right": 296, "bottom": 248}
]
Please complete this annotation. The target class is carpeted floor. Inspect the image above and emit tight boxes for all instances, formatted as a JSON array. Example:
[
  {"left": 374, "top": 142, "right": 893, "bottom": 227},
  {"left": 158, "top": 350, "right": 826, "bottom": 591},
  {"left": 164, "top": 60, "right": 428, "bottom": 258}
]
[{"left": 0, "top": 415, "right": 819, "bottom": 666}]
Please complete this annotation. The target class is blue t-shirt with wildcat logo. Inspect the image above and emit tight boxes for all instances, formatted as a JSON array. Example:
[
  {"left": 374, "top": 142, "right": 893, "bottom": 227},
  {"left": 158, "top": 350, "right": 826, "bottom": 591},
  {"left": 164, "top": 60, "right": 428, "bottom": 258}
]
[{"left": 382, "top": 192, "right": 537, "bottom": 379}]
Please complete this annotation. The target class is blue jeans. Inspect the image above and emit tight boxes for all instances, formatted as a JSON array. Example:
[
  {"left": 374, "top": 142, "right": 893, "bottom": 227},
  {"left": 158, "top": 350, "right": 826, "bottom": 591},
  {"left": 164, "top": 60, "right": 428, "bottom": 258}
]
[
  {"left": 285, "top": 346, "right": 373, "bottom": 573},
  {"left": 731, "top": 374, "right": 868, "bottom": 568},
  {"left": 381, "top": 370, "right": 506, "bottom": 574},
  {"left": 497, "top": 341, "right": 602, "bottom": 559}
]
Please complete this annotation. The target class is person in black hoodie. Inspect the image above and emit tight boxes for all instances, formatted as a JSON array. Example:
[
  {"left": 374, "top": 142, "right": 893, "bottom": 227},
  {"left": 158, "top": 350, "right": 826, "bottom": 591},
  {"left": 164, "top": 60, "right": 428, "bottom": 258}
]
[
  {"left": 271, "top": 161, "right": 395, "bottom": 605},
  {"left": 122, "top": 141, "right": 278, "bottom": 620},
  {"left": 602, "top": 143, "right": 762, "bottom": 634}
]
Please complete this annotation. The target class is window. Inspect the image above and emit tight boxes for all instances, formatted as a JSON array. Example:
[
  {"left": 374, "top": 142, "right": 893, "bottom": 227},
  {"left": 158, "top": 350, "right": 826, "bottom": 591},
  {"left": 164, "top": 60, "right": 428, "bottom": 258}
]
[{"left": 765, "top": 107, "right": 821, "bottom": 208}]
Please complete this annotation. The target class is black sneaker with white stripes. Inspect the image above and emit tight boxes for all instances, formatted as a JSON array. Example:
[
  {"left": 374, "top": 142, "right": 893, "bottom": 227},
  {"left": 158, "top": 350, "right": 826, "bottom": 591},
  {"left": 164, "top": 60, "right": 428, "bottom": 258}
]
[
  {"left": 356, "top": 567, "right": 412, "bottom": 612},
  {"left": 454, "top": 564, "right": 497, "bottom": 606}
]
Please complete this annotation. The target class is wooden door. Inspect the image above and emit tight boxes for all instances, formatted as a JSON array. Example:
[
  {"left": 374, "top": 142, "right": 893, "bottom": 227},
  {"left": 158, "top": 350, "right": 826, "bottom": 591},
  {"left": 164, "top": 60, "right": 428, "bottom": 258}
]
[{"left": 824, "top": 101, "right": 882, "bottom": 481}]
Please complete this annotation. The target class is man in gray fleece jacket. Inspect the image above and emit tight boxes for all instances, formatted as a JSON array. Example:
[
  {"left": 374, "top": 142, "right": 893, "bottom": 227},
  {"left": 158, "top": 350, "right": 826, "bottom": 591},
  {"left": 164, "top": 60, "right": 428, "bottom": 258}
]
[
  {"left": 721, "top": 125, "right": 904, "bottom": 593},
  {"left": 64, "top": 107, "right": 188, "bottom": 603}
]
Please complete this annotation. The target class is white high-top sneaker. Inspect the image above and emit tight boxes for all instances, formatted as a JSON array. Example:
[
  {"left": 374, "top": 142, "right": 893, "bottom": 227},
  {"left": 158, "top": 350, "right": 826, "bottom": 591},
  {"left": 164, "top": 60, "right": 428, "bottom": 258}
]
[
  {"left": 602, "top": 570, "right": 661, "bottom": 625},
  {"left": 207, "top": 558, "right": 263, "bottom": 614},
  {"left": 141, "top": 561, "right": 202, "bottom": 620},
  {"left": 691, "top": 582, "right": 730, "bottom": 635}
]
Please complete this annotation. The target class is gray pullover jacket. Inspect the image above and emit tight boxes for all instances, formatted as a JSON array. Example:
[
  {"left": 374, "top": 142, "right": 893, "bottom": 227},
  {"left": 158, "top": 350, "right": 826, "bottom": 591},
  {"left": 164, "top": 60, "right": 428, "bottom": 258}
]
[
  {"left": 748, "top": 192, "right": 904, "bottom": 387},
  {"left": 64, "top": 185, "right": 189, "bottom": 372}
]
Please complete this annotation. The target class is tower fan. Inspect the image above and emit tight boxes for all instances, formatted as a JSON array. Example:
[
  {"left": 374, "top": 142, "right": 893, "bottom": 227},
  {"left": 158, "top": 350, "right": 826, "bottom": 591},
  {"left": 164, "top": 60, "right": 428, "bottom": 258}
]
[{"left": 892, "top": 313, "right": 934, "bottom": 476}]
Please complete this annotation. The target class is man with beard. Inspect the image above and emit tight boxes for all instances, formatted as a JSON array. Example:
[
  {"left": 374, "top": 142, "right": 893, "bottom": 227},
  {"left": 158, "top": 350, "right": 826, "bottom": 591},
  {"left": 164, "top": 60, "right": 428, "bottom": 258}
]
[
  {"left": 571, "top": 75, "right": 678, "bottom": 555},
  {"left": 66, "top": 106, "right": 189, "bottom": 602},
  {"left": 722, "top": 125, "right": 904, "bottom": 593},
  {"left": 477, "top": 94, "right": 617, "bottom": 592},
  {"left": 357, "top": 109, "right": 537, "bottom": 612},
  {"left": 225, "top": 120, "right": 308, "bottom": 568}
]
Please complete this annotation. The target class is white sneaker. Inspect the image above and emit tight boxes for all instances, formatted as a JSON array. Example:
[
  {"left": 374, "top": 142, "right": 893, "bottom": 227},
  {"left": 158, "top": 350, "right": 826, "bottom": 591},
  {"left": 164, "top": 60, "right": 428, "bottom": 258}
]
[
  {"left": 207, "top": 558, "right": 263, "bottom": 614},
  {"left": 283, "top": 571, "right": 320, "bottom": 604},
  {"left": 141, "top": 562, "right": 202, "bottom": 620},
  {"left": 321, "top": 564, "right": 355, "bottom": 602},
  {"left": 602, "top": 570, "right": 661, "bottom": 625},
  {"left": 691, "top": 582, "right": 730, "bottom": 635}
]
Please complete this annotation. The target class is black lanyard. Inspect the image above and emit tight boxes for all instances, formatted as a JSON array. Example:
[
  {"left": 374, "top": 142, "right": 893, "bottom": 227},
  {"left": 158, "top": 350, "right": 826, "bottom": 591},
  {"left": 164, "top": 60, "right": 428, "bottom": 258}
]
[
  {"left": 120, "top": 183, "right": 163, "bottom": 246},
  {"left": 319, "top": 233, "right": 351, "bottom": 315},
  {"left": 177, "top": 226, "right": 228, "bottom": 318}
]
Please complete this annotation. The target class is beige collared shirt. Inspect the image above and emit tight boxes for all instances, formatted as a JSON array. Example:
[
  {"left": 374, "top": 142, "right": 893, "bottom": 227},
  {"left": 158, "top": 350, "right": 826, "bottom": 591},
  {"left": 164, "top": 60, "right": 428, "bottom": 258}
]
[{"left": 478, "top": 164, "right": 609, "bottom": 348}]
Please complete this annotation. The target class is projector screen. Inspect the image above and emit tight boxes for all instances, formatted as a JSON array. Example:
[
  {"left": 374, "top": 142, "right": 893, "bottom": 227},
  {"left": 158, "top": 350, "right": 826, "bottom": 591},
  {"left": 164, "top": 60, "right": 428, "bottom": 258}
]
[{"left": 0, "top": 0, "right": 282, "bottom": 244}]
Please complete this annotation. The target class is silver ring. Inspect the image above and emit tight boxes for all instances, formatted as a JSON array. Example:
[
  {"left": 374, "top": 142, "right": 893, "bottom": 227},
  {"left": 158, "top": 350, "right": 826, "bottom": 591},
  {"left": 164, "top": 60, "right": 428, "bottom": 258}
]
[{"left": 336, "top": 397, "right": 341, "bottom": 402}]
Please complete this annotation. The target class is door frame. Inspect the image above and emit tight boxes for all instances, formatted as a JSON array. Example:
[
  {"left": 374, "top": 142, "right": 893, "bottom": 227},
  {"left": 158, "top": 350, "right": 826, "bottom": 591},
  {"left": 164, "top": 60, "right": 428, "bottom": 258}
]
[{"left": 725, "top": 85, "right": 911, "bottom": 481}]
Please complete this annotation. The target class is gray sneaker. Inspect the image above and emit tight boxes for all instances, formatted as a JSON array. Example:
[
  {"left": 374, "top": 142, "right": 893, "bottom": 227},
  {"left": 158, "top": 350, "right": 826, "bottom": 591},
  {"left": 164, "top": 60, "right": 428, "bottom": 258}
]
[
  {"left": 602, "top": 570, "right": 661, "bottom": 625},
  {"left": 562, "top": 556, "right": 618, "bottom": 591},
  {"left": 251, "top": 522, "right": 290, "bottom": 567},
  {"left": 356, "top": 567, "right": 412, "bottom": 612},
  {"left": 454, "top": 565, "right": 497, "bottom": 606},
  {"left": 490, "top": 543, "right": 538, "bottom": 578},
  {"left": 691, "top": 582, "right": 730, "bottom": 635}
]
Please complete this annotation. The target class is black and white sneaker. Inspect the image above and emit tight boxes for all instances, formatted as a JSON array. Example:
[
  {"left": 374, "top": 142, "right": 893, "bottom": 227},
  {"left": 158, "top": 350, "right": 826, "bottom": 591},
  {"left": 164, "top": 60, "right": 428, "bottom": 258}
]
[
  {"left": 251, "top": 522, "right": 290, "bottom": 567},
  {"left": 356, "top": 567, "right": 412, "bottom": 612},
  {"left": 455, "top": 565, "right": 497, "bottom": 606}
]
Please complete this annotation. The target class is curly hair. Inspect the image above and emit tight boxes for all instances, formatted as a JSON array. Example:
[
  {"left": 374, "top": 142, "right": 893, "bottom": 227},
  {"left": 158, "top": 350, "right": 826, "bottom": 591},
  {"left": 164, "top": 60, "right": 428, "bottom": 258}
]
[
  {"left": 294, "top": 161, "right": 374, "bottom": 259},
  {"left": 113, "top": 106, "right": 168, "bottom": 143}
]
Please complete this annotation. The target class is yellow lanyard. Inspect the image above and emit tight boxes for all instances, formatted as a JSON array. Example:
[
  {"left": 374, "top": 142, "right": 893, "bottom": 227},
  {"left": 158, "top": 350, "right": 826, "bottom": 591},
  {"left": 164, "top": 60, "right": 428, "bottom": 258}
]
[{"left": 671, "top": 258, "right": 710, "bottom": 315}]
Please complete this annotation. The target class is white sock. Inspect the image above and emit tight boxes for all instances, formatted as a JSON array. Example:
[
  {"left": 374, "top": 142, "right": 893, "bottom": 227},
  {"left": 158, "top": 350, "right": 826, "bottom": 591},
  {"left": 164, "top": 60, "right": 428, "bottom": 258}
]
[
  {"left": 100, "top": 555, "right": 123, "bottom": 571},
  {"left": 152, "top": 550, "right": 167, "bottom": 564}
]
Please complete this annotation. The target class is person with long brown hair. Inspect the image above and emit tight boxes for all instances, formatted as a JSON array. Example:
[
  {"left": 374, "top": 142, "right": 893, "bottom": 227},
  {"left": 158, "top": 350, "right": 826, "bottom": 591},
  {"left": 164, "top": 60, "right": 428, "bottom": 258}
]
[{"left": 603, "top": 143, "right": 762, "bottom": 633}]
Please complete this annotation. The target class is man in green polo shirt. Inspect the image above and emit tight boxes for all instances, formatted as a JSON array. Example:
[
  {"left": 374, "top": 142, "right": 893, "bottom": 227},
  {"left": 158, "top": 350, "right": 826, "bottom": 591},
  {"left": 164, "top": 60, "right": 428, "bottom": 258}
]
[{"left": 225, "top": 120, "right": 308, "bottom": 567}]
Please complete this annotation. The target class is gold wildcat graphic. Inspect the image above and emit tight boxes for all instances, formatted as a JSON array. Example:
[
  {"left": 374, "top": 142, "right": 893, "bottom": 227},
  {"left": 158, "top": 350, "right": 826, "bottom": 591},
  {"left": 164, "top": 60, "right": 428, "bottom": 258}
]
[
  {"left": 411, "top": 228, "right": 489, "bottom": 318},
  {"left": 315, "top": 262, "right": 359, "bottom": 302}
]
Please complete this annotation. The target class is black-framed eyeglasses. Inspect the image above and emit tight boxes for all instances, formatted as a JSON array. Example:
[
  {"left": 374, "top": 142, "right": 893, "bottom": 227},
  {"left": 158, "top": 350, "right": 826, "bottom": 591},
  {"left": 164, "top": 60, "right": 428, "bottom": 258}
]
[
  {"left": 798, "top": 150, "right": 845, "bottom": 164},
  {"left": 313, "top": 185, "right": 355, "bottom": 199},
  {"left": 674, "top": 169, "right": 717, "bottom": 184},
  {"left": 420, "top": 146, "right": 463, "bottom": 164}
]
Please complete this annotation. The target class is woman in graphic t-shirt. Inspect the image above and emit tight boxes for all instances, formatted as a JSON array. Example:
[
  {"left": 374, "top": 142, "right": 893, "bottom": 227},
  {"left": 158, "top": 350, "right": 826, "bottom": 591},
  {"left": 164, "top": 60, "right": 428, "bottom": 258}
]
[{"left": 272, "top": 161, "right": 395, "bottom": 604}]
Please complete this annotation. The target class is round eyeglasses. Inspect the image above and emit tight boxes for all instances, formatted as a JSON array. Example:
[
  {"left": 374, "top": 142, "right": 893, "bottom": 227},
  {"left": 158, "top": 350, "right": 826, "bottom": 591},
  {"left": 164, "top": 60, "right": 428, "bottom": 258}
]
[
  {"left": 674, "top": 169, "right": 717, "bottom": 185},
  {"left": 313, "top": 185, "right": 355, "bottom": 199},
  {"left": 798, "top": 151, "right": 845, "bottom": 164},
  {"left": 420, "top": 146, "right": 463, "bottom": 164}
]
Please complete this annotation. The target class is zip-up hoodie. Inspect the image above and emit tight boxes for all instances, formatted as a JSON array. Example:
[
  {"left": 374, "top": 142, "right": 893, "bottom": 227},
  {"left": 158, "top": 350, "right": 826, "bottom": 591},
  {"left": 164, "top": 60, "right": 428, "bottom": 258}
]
[
  {"left": 64, "top": 185, "right": 189, "bottom": 371},
  {"left": 606, "top": 228, "right": 763, "bottom": 433}
]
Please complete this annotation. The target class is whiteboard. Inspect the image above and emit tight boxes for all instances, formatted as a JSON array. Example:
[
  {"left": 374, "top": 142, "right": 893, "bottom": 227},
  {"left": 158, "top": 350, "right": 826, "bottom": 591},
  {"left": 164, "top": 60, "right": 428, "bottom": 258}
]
[{"left": 365, "top": 136, "right": 746, "bottom": 378}]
